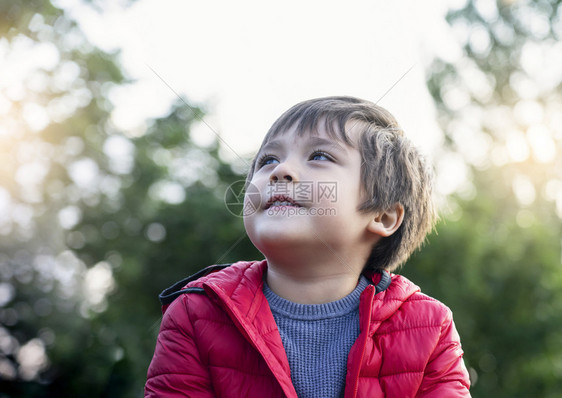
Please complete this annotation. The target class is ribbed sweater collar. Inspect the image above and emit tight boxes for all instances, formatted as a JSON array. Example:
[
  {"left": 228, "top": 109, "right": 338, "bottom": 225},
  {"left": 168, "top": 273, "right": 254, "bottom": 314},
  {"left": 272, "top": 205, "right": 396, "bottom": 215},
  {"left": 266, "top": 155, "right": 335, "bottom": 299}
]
[{"left": 263, "top": 276, "right": 370, "bottom": 321}]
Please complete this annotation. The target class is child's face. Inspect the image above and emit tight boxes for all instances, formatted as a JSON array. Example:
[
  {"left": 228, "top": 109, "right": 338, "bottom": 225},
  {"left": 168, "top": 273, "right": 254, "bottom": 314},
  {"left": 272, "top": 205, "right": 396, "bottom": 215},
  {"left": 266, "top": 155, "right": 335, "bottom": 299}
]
[{"left": 243, "top": 122, "right": 378, "bottom": 264}]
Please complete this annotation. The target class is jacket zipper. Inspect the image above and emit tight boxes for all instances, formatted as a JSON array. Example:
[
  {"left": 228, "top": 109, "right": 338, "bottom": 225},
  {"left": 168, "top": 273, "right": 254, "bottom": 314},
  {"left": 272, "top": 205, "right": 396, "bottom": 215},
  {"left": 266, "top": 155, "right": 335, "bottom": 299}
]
[{"left": 350, "top": 286, "right": 375, "bottom": 398}]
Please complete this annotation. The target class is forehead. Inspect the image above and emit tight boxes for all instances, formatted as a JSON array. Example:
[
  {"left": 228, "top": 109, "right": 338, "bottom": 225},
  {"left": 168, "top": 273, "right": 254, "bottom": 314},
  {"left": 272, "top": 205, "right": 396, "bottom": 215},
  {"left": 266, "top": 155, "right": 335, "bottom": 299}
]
[{"left": 260, "top": 117, "right": 360, "bottom": 150}]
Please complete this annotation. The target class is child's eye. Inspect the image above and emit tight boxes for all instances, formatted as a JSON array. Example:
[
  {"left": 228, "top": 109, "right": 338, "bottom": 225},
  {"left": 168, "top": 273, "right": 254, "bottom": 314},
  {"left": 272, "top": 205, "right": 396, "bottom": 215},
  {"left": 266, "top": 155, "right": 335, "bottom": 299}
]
[
  {"left": 309, "top": 150, "right": 333, "bottom": 161},
  {"left": 256, "top": 153, "right": 279, "bottom": 168}
]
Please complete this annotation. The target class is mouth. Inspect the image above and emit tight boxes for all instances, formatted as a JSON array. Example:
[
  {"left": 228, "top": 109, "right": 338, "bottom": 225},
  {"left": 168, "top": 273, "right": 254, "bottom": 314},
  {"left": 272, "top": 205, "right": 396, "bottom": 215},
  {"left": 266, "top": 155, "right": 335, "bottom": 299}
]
[{"left": 265, "top": 195, "right": 302, "bottom": 209}]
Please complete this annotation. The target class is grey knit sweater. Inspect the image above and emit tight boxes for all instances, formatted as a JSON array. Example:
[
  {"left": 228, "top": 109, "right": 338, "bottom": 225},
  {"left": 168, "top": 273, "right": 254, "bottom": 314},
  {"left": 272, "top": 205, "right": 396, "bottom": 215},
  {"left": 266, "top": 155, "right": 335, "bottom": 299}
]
[{"left": 263, "top": 276, "right": 370, "bottom": 398}]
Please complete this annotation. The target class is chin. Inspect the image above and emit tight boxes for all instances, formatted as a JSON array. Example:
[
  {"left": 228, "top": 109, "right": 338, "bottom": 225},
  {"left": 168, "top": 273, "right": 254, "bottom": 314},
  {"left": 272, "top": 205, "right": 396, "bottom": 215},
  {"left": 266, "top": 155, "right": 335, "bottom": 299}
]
[
  {"left": 254, "top": 229, "right": 302, "bottom": 247},
  {"left": 247, "top": 226, "right": 304, "bottom": 255}
]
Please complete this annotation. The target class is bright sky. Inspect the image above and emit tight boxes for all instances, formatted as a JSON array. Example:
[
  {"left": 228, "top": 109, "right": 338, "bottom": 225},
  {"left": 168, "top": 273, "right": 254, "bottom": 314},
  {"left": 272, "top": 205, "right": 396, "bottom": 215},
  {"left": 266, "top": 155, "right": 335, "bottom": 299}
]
[
  {"left": 5, "top": 0, "right": 556, "bottom": 212},
  {"left": 64, "top": 0, "right": 462, "bottom": 165}
]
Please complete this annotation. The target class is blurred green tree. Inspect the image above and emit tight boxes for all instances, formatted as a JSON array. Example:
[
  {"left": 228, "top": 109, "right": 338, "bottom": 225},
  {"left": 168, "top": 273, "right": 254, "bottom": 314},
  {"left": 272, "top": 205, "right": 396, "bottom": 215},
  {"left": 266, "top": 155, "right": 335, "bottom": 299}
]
[
  {"left": 69, "top": 103, "right": 260, "bottom": 397},
  {"left": 405, "top": 168, "right": 562, "bottom": 397},
  {"left": 404, "top": 0, "right": 562, "bottom": 396},
  {"left": 0, "top": 1, "right": 130, "bottom": 396},
  {"left": 0, "top": 1, "right": 259, "bottom": 397},
  {"left": 426, "top": 0, "right": 562, "bottom": 193}
]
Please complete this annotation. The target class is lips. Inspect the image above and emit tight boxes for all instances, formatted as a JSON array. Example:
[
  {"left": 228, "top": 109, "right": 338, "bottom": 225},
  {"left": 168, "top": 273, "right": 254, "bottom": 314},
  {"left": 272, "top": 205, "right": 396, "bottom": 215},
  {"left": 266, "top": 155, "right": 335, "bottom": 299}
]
[{"left": 265, "top": 195, "right": 301, "bottom": 209}]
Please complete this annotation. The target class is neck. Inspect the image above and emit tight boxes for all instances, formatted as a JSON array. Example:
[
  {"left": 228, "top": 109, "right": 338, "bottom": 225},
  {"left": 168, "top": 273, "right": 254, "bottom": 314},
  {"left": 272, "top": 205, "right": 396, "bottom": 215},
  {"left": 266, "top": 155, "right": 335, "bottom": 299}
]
[
  {"left": 260, "top": 238, "right": 374, "bottom": 304},
  {"left": 265, "top": 259, "right": 364, "bottom": 304}
]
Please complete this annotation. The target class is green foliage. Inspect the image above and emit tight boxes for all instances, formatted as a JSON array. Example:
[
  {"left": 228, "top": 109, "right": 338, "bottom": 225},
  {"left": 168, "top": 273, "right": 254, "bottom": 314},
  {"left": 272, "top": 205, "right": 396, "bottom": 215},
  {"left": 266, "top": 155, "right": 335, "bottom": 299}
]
[
  {"left": 0, "top": 1, "right": 131, "bottom": 394},
  {"left": 404, "top": 167, "right": 562, "bottom": 396},
  {"left": 67, "top": 104, "right": 260, "bottom": 395},
  {"left": 0, "top": 1, "right": 60, "bottom": 38},
  {"left": 0, "top": 1, "right": 257, "bottom": 396},
  {"left": 420, "top": 0, "right": 562, "bottom": 395}
]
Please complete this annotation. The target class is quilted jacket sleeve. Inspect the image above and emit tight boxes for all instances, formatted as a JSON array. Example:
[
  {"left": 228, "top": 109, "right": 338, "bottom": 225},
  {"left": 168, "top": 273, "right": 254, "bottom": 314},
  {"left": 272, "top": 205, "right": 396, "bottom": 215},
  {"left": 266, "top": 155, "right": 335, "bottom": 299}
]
[
  {"left": 145, "top": 296, "right": 215, "bottom": 398},
  {"left": 416, "top": 310, "right": 471, "bottom": 397}
]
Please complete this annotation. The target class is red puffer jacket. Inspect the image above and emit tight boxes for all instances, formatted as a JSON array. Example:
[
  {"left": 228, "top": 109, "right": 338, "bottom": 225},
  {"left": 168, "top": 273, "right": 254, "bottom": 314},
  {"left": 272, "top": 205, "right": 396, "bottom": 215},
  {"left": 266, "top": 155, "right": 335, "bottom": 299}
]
[{"left": 145, "top": 260, "right": 471, "bottom": 397}]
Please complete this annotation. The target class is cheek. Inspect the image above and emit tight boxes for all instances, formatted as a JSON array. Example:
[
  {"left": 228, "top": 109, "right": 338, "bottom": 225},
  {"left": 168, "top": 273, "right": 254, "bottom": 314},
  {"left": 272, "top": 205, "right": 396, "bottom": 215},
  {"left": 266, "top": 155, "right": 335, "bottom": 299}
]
[
  {"left": 244, "top": 188, "right": 262, "bottom": 215},
  {"left": 242, "top": 214, "right": 254, "bottom": 237},
  {"left": 317, "top": 181, "right": 362, "bottom": 210},
  {"left": 242, "top": 215, "right": 262, "bottom": 253}
]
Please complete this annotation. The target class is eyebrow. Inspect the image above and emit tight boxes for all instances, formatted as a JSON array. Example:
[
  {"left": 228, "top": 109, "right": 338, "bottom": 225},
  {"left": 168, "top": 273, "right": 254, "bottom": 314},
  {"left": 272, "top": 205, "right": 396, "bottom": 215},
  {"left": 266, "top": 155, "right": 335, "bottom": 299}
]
[
  {"left": 307, "top": 137, "right": 347, "bottom": 154},
  {"left": 260, "top": 139, "right": 284, "bottom": 153}
]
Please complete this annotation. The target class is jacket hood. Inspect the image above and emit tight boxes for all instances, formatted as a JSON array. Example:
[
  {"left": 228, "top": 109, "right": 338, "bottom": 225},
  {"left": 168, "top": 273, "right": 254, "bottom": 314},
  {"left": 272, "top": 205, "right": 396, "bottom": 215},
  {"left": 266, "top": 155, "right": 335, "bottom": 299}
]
[
  {"left": 158, "top": 260, "right": 415, "bottom": 318},
  {"left": 371, "top": 273, "right": 420, "bottom": 318}
]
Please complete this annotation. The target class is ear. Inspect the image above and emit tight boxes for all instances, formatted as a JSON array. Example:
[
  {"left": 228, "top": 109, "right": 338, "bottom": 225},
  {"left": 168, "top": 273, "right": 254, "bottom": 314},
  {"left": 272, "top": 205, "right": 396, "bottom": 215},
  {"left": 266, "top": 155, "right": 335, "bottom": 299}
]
[{"left": 367, "top": 204, "right": 404, "bottom": 238}]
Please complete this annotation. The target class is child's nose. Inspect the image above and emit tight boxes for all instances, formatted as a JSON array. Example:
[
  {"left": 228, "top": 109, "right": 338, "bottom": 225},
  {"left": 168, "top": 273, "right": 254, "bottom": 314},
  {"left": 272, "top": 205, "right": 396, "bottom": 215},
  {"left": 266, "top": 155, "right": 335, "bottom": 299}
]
[{"left": 269, "top": 161, "right": 298, "bottom": 183}]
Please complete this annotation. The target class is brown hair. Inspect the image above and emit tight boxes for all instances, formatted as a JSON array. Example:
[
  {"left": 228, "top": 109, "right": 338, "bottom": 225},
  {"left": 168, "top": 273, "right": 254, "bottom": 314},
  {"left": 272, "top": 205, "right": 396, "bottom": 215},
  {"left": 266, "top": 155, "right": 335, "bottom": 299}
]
[{"left": 246, "top": 96, "right": 438, "bottom": 272}]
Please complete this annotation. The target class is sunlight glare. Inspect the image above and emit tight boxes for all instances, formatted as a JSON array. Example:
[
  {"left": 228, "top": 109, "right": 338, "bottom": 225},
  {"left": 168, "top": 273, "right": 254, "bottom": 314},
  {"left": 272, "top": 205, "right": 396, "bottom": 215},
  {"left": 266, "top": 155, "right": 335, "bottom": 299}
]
[
  {"left": 512, "top": 174, "right": 536, "bottom": 206},
  {"left": 22, "top": 103, "right": 50, "bottom": 132},
  {"left": 58, "top": 205, "right": 83, "bottom": 230},
  {"left": 83, "top": 261, "right": 115, "bottom": 308},
  {"left": 514, "top": 100, "right": 543, "bottom": 126},
  {"left": 16, "top": 338, "right": 48, "bottom": 381},
  {"left": 527, "top": 124, "right": 556, "bottom": 163},
  {"left": 103, "top": 135, "right": 135, "bottom": 175},
  {"left": 506, "top": 130, "right": 529, "bottom": 162},
  {"left": 436, "top": 152, "right": 469, "bottom": 195},
  {"left": 67, "top": 157, "right": 99, "bottom": 189},
  {"left": 15, "top": 161, "right": 49, "bottom": 190}
]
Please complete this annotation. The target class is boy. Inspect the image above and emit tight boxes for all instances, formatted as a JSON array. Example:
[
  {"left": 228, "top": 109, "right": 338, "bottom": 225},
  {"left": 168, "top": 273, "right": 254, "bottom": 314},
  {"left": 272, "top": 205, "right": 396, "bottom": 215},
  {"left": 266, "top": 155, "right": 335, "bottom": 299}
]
[{"left": 145, "top": 96, "right": 471, "bottom": 397}]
